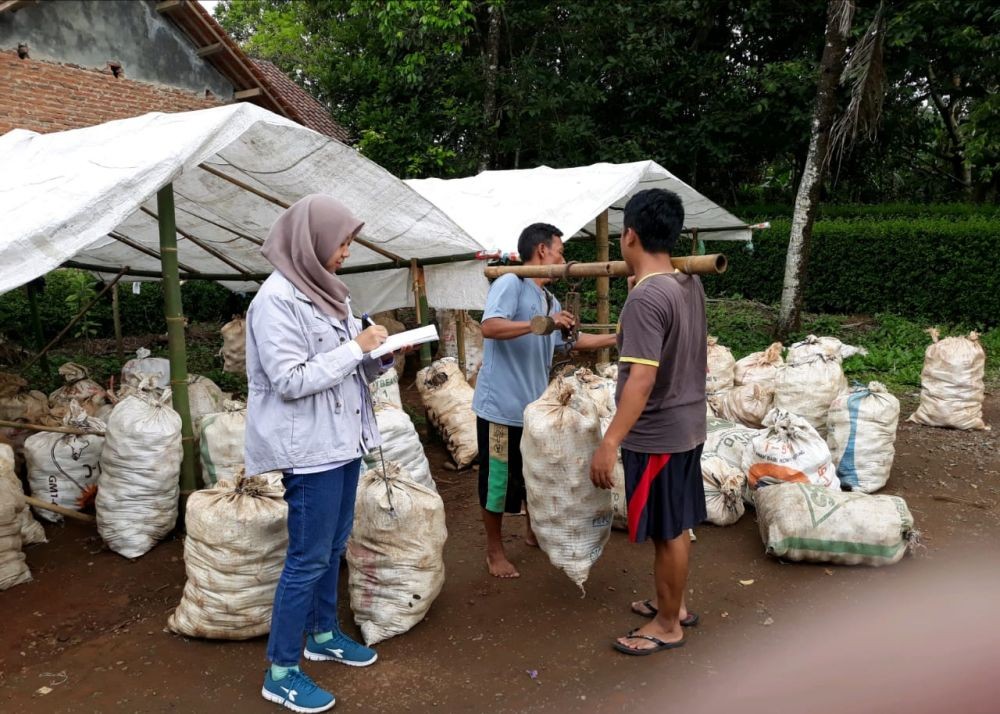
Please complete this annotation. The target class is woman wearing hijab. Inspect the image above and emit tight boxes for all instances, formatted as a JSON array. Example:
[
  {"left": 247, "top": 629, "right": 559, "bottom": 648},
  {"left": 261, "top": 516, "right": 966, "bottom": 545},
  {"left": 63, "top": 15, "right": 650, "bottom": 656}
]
[{"left": 245, "top": 194, "right": 396, "bottom": 713}]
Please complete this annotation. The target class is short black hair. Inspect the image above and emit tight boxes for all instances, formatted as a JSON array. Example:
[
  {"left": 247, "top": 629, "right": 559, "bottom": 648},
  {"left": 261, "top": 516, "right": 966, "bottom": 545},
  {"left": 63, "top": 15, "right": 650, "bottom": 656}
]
[
  {"left": 622, "top": 189, "right": 684, "bottom": 254},
  {"left": 517, "top": 222, "right": 563, "bottom": 260}
]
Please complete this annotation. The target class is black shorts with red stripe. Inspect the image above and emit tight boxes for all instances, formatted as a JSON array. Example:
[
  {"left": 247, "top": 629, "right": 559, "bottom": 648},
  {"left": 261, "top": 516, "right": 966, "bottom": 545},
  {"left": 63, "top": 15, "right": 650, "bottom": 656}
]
[{"left": 621, "top": 445, "right": 706, "bottom": 543}]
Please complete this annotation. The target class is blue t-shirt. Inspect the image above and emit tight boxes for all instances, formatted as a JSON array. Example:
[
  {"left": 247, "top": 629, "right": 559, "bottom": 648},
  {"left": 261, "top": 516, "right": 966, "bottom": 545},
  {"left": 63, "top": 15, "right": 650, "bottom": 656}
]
[{"left": 472, "top": 274, "right": 565, "bottom": 427}]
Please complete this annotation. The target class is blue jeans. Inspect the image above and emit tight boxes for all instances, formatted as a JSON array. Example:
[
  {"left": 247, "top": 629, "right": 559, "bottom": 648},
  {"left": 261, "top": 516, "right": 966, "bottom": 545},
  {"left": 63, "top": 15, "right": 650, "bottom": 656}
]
[{"left": 266, "top": 460, "right": 362, "bottom": 666}]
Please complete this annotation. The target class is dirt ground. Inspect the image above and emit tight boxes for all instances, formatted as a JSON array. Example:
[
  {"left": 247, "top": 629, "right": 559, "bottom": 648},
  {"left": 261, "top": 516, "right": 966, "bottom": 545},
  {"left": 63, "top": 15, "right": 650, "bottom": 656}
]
[{"left": 1, "top": 388, "right": 998, "bottom": 714}]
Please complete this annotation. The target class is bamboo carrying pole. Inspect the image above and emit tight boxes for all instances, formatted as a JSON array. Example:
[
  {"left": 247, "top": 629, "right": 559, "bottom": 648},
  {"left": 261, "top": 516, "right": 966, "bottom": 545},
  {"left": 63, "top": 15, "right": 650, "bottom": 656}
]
[
  {"left": 24, "top": 496, "right": 96, "bottom": 524},
  {"left": 483, "top": 254, "right": 727, "bottom": 280},
  {"left": 595, "top": 210, "right": 610, "bottom": 364},
  {"left": 111, "top": 281, "right": 124, "bottom": 361},
  {"left": 455, "top": 310, "right": 467, "bottom": 374},
  {"left": 0, "top": 419, "right": 106, "bottom": 437},
  {"left": 157, "top": 184, "right": 198, "bottom": 498}
]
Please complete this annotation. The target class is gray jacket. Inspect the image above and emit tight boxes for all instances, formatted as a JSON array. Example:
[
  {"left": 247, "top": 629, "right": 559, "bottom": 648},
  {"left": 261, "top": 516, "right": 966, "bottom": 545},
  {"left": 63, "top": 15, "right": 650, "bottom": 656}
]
[{"left": 244, "top": 271, "right": 386, "bottom": 476}]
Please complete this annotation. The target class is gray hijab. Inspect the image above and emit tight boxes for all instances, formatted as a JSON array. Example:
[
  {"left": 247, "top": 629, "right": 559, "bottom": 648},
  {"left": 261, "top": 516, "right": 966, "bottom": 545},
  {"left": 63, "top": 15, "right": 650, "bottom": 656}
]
[{"left": 261, "top": 194, "right": 364, "bottom": 321}]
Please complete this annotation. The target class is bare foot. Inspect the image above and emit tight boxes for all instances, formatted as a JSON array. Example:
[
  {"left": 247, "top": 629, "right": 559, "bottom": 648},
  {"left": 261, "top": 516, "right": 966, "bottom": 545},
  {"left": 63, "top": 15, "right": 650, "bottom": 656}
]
[
  {"left": 486, "top": 551, "right": 520, "bottom": 578},
  {"left": 616, "top": 617, "right": 683, "bottom": 653}
]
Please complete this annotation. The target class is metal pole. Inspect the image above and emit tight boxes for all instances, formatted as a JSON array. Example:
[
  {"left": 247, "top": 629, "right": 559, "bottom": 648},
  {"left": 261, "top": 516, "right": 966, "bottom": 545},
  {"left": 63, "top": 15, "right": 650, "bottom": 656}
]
[
  {"left": 595, "top": 210, "right": 610, "bottom": 364},
  {"left": 157, "top": 183, "right": 198, "bottom": 500},
  {"left": 411, "top": 259, "right": 432, "bottom": 368},
  {"left": 111, "top": 281, "right": 124, "bottom": 362},
  {"left": 25, "top": 279, "right": 49, "bottom": 373}
]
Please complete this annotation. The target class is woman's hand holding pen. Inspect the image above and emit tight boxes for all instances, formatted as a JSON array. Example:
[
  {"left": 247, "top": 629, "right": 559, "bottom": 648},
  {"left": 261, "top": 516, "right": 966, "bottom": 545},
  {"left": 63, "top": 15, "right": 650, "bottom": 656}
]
[{"left": 356, "top": 325, "right": 388, "bottom": 352}]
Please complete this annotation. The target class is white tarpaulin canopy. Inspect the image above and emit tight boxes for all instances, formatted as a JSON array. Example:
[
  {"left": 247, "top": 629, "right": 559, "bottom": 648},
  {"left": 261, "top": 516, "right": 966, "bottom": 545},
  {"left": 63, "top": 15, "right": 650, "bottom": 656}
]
[
  {"left": 0, "top": 103, "right": 489, "bottom": 312},
  {"left": 406, "top": 161, "right": 752, "bottom": 259}
]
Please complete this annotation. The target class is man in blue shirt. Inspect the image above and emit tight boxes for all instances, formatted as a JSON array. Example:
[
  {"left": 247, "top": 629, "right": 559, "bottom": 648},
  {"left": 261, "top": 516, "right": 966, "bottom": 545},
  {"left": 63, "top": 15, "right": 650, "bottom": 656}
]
[{"left": 473, "top": 223, "right": 618, "bottom": 578}]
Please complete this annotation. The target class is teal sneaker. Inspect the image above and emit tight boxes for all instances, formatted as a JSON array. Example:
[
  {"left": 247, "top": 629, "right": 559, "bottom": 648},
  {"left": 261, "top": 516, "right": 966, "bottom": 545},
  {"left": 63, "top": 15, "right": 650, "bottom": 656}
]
[
  {"left": 304, "top": 632, "right": 378, "bottom": 667},
  {"left": 261, "top": 668, "right": 335, "bottom": 713}
]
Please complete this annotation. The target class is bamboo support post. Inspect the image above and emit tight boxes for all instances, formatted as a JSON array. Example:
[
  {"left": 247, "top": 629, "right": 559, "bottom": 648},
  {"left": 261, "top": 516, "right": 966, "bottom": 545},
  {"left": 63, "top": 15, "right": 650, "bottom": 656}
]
[
  {"left": 25, "top": 279, "right": 49, "bottom": 373},
  {"left": 24, "top": 495, "right": 96, "bottom": 524},
  {"left": 483, "top": 254, "right": 727, "bottom": 280},
  {"left": 21, "top": 267, "right": 128, "bottom": 372},
  {"left": 112, "top": 281, "right": 124, "bottom": 361},
  {"left": 0, "top": 419, "right": 106, "bottom": 437},
  {"left": 595, "top": 210, "right": 610, "bottom": 364},
  {"left": 455, "top": 310, "right": 467, "bottom": 375},
  {"left": 157, "top": 184, "right": 198, "bottom": 499},
  {"left": 411, "top": 259, "right": 432, "bottom": 368}
]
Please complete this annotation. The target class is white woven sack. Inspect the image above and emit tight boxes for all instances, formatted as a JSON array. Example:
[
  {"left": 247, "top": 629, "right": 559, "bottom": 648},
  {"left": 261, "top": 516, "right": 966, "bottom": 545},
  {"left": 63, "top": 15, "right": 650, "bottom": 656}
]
[
  {"left": 774, "top": 352, "right": 847, "bottom": 436},
  {"left": 0, "top": 444, "right": 46, "bottom": 545},
  {"left": 706, "top": 336, "right": 736, "bottom": 395},
  {"left": 348, "top": 462, "right": 447, "bottom": 645},
  {"left": 25, "top": 402, "right": 105, "bottom": 522},
  {"left": 908, "top": 330, "right": 987, "bottom": 430},
  {"left": 563, "top": 370, "right": 625, "bottom": 531},
  {"left": 121, "top": 348, "right": 171, "bottom": 390},
  {"left": 370, "top": 367, "right": 403, "bottom": 410},
  {"left": 522, "top": 378, "right": 612, "bottom": 593},
  {"left": 827, "top": 382, "right": 899, "bottom": 493},
  {"left": 709, "top": 383, "right": 774, "bottom": 429},
  {"left": 0, "top": 472, "right": 31, "bottom": 590},
  {"left": 756, "top": 483, "right": 915, "bottom": 566},
  {"left": 734, "top": 342, "right": 784, "bottom": 387},
  {"left": 787, "top": 335, "right": 867, "bottom": 364},
  {"left": 436, "top": 309, "right": 484, "bottom": 382},
  {"left": 702, "top": 455, "right": 745, "bottom": 526},
  {"left": 199, "top": 400, "right": 246, "bottom": 486},
  {"left": 0, "top": 388, "right": 49, "bottom": 424},
  {"left": 220, "top": 316, "right": 246, "bottom": 374},
  {"left": 595, "top": 362, "right": 618, "bottom": 381},
  {"left": 704, "top": 416, "right": 760, "bottom": 474},
  {"left": 743, "top": 409, "right": 838, "bottom": 498},
  {"left": 48, "top": 362, "right": 106, "bottom": 418},
  {"left": 168, "top": 473, "right": 287, "bottom": 639},
  {"left": 169, "top": 375, "right": 225, "bottom": 437},
  {"left": 365, "top": 404, "right": 434, "bottom": 490},
  {"left": 97, "top": 390, "right": 181, "bottom": 558},
  {"left": 416, "top": 358, "right": 478, "bottom": 468}
]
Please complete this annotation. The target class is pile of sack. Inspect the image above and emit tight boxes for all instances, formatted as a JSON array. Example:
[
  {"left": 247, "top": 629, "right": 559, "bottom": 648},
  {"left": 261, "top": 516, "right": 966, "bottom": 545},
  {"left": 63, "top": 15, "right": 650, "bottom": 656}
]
[
  {"left": 707, "top": 339, "right": 779, "bottom": 429},
  {"left": 348, "top": 461, "right": 447, "bottom": 645},
  {"left": 908, "top": 329, "right": 988, "bottom": 431},
  {"left": 522, "top": 377, "right": 612, "bottom": 592},
  {"left": 168, "top": 472, "right": 288, "bottom": 639},
  {"left": 416, "top": 358, "right": 478, "bottom": 469},
  {"left": 774, "top": 342, "right": 847, "bottom": 437}
]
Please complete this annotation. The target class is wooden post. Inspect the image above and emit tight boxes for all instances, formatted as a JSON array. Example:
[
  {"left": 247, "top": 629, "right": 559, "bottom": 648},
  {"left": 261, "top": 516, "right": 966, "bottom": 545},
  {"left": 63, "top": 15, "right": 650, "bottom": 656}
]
[
  {"left": 455, "top": 310, "right": 467, "bottom": 375},
  {"left": 411, "top": 259, "right": 432, "bottom": 368},
  {"left": 157, "top": 184, "right": 198, "bottom": 500},
  {"left": 595, "top": 210, "right": 610, "bottom": 364},
  {"left": 111, "top": 281, "right": 124, "bottom": 361},
  {"left": 25, "top": 279, "right": 49, "bottom": 373}
]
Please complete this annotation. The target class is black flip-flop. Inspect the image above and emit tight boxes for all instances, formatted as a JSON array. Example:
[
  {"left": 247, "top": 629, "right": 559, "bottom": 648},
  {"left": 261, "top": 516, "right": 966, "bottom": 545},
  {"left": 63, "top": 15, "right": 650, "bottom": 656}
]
[
  {"left": 614, "top": 632, "right": 686, "bottom": 656},
  {"left": 631, "top": 600, "right": 700, "bottom": 627}
]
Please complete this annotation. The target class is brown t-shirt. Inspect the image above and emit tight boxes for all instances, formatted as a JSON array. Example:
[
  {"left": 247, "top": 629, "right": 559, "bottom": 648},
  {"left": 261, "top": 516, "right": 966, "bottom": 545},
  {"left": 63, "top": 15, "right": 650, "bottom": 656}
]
[{"left": 615, "top": 271, "right": 708, "bottom": 453}]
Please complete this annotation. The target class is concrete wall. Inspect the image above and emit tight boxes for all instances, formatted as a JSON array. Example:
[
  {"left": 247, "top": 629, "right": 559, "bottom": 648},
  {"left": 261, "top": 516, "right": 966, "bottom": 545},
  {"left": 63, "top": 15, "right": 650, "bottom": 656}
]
[{"left": 0, "top": 0, "right": 234, "bottom": 97}]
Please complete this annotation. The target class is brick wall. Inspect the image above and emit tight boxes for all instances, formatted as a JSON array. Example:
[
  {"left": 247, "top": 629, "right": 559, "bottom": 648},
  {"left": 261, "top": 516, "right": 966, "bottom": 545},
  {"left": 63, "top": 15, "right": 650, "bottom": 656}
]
[{"left": 0, "top": 50, "right": 224, "bottom": 135}]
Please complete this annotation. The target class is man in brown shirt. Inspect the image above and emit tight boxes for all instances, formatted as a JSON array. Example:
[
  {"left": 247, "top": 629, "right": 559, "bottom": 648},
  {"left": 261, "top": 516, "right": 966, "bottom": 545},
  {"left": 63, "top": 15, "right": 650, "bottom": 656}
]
[{"left": 590, "top": 188, "right": 708, "bottom": 656}]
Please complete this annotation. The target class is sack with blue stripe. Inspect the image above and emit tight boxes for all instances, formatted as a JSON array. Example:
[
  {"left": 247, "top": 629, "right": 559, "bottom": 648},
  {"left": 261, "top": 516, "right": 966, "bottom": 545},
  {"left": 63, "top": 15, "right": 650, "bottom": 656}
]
[{"left": 827, "top": 382, "right": 899, "bottom": 493}]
